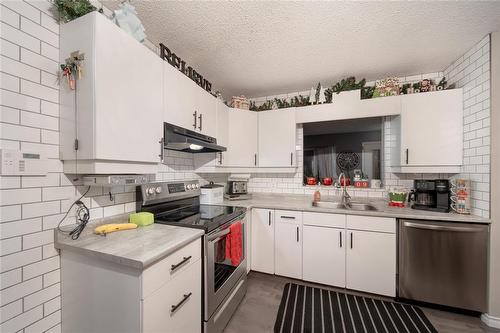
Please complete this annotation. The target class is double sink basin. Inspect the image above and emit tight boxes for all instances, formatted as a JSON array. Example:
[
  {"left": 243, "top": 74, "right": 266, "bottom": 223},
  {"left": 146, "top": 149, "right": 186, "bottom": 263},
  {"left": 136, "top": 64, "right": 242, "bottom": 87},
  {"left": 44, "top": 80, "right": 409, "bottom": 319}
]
[{"left": 312, "top": 200, "right": 378, "bottom": 211}]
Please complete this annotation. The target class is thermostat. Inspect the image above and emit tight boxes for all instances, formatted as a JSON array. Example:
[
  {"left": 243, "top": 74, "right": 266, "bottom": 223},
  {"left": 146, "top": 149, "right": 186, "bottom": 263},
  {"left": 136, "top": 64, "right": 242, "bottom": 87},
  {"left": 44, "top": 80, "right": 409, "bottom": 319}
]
[{"left": 0, "top": 149, "right": 48, "bottom": 176}]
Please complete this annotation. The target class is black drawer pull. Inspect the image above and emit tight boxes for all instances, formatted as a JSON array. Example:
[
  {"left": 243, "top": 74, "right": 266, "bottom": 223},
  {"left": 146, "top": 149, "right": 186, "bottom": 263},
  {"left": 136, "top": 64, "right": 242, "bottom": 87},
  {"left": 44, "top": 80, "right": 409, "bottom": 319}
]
[
  {"left": 280, "top": 216, "right": 296, "bottom": 219},
  {"left": 171, "top": 256, "right": 192, "bottom": 272},
  {"left": 171, "top": 292, "right": 192, "bottom": 313}
]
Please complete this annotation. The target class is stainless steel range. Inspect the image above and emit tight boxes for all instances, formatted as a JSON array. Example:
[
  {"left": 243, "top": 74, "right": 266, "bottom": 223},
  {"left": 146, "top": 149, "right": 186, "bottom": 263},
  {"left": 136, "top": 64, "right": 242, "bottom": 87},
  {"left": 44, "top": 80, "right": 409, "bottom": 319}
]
[{"left": 137, "top": 180, "right": 247, "bottom": 333}]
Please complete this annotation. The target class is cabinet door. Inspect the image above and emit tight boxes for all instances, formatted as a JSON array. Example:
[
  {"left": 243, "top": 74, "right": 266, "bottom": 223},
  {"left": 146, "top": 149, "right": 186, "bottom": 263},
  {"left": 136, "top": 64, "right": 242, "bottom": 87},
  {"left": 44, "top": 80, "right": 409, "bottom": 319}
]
[
  {"left": 142, "top": 259, "right": 201, "bottom": 333},
  {"left": 258, "top": 109, "right": 297, "bottom": 167},
  {"left": 94, "top": 16, "right": 162, "bottom": 163},
  {"left": 400, "top": 90, "right": 463, "bottom": 166},
  {"left": 275, "top": 220, "right": 302, "bottom": 279},
  {"left": 215, "top": 101, "right": 229, "bottom": 166},
  {"left": 225, "top": 109, "right": 258, "bottom": 167},
  {"left": 346, "top": 230, "right": 396, "bottom": 297},
  {"left": 251, "top": 209, "right": 274, "bottom": 274},
  {"left": 303, "top": 225, "right": 345, "bottom": 287},
  {"left": 163, "top": 62, "right": 198, "bottom": 130},
  {"left": 197, "top": 89, "right": 217, "bottom": 137}
]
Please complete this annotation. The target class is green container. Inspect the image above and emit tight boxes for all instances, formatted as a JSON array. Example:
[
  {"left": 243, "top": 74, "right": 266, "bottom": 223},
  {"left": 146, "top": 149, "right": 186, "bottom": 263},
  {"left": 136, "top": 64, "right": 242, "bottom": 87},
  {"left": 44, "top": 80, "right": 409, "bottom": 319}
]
[
  {"left": 388, "top": 191, "right": 408, "bottom": 203},
  {"left": 129, "top": 212, "right": 154, "bottom": 226}
]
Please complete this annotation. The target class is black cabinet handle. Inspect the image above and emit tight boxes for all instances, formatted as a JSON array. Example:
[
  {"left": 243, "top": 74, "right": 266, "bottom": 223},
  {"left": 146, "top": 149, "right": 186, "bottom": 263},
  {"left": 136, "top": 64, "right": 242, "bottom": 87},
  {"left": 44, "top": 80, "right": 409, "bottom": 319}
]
[
  {"left": 339, "top": 231, "right": 342, "bottom": 248},
  {"left": 171, "top": 292, "right": 192, "bottom": 313},
  {"left": 193, "top": 111, "right": 197, "bottom": 129},
  {"left": 254, "top": 153, "right": 257, "bottom": 166},
  {"left": 405, "top": 149, "right": 409, "bottom": 164},
  {"left": 218, "top": 152, "right": 223, "bottom": 165},
  {"left": 268, "top": 211, "right": 271, "bottom": 226},
  {"left": 280, "top": 216, "right": 296, "bottom": 219},
  {"left": 198, "top": 113, "right": 203, "bottom": 131},
  {"left": 159, "top": 138, "right": 164, "bottom": 161},
  {"left": 290, "top": 152, "right": 293, "bottom": 166},
  {"left": 296, "top": 226, "right": 299, "bottom": 242},
  {"left": 171, "top": 256, "right": 192, "bottom": 272},
  {"left": 350, "top": 232, "right": 353, "bottom": 249}
]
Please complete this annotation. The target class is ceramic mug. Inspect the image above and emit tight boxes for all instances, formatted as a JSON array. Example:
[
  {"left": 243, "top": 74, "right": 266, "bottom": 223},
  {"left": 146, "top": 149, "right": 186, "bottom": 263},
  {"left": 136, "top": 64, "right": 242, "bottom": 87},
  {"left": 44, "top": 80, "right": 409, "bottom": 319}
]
[{"left": 371, "top": 179, "right": 382, "bottom": 188}]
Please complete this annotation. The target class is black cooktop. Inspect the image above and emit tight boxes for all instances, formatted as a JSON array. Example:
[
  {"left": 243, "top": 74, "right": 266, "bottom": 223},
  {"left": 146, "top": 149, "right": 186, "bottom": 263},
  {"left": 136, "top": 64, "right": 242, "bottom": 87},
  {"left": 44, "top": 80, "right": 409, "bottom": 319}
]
[{"left": 155, "top": 204, "right": 246, "bottom": 233}]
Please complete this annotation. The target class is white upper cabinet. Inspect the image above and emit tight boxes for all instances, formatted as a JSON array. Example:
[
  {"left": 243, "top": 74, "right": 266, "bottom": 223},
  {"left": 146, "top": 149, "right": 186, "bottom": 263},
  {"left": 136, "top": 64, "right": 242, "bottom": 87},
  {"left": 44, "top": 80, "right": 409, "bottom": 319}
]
[
  {"left": 224, "top": 109, "right": 259, "bottom": 167},
  {"left": 391, "top": 89, "right": 463, "bottom": 173},
  {"left": 197, "top": 89, "right": 217, "bottom": 137},
  {"left": 258, "top": 109, "right": 297, "bottom": 167},
  {"left": 163, "top": 62, "right": 197, "bottom": 131},
  {"left": 60, "top": 12, "right": 162, "bottom": 174},
  {"left": 163, "top": 62, "right": 217, "bottom": 137}
]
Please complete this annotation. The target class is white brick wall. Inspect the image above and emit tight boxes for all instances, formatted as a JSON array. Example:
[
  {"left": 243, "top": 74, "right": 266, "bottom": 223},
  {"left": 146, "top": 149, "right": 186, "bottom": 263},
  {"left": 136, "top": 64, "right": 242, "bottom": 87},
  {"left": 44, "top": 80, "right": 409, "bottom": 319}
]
[
  {"left": 0, "top": 1, "right": 226, "bottom": 331},
  {"left": 444, "top": 35, "right": 491, "bottom": 218}
]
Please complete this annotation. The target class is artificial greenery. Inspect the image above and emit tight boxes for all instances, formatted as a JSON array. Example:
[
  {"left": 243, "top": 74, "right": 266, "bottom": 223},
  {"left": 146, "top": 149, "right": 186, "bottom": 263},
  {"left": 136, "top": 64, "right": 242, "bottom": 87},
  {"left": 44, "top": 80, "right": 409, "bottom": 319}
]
[
  {"left": 314, "top": 82, "right": 321, "bottom": 104},
  {"left": 51, "top": 0, "right": 99, "bottom": 23},
  {"left": 325, "top": 76, "right": 367, "bottom": 102},
  {"left": 361, "top": 86, "right": 375, "bottom": 99},
  {"left": 291, "top": 95, "right": 310, "bottom": 107},
  {"left": 274, "top": 98, "right": 291, "bottom": 109}
]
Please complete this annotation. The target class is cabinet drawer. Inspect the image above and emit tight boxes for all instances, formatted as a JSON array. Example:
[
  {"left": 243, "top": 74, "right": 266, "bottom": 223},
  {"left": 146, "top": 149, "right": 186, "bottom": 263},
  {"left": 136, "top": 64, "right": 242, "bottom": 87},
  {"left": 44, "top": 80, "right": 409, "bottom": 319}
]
[
  {"left": 142, "top": 259, "right": 201, "bottom": 333},
  {"left": 303, "top": 212, "right": 345, "bottom": 228},
  {"left": 275, "top": 210, "right": 302, "bottom": 224},
  {"left": 142, "top": 238, "right": 201, "bottom": 298},
  {"left": 346, "top": 215, "right": 396, "bottom": 233}
]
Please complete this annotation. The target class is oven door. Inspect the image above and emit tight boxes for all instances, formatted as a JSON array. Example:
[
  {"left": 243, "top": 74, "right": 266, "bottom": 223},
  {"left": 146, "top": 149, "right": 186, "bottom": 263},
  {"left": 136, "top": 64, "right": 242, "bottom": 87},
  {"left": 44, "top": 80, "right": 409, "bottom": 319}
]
[{"left": 205, "top": 214, "right": 247, "bottom": 320}]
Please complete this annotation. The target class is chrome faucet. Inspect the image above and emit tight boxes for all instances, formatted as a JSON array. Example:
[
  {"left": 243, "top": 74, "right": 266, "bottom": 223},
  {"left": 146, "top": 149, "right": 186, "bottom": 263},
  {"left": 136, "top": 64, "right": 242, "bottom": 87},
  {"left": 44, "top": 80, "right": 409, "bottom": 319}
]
[{"left": 338, "top": 172, "right": 351, "bottom": 208}]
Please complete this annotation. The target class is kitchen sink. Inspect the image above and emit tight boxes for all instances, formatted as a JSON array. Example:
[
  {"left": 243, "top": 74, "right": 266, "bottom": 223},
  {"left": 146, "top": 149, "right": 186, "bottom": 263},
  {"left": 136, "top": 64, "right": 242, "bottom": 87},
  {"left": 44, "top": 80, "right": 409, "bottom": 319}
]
[{"left": 312, "top": 201, "right": 378, "bottom": 211}]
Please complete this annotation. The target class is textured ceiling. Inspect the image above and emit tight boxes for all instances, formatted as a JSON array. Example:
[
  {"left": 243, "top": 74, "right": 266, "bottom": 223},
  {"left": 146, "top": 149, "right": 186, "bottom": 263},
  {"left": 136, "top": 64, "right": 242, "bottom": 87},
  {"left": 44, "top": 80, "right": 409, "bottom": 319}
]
[{"left": 102, "top": 1, "right": 500, "bottom": 99}]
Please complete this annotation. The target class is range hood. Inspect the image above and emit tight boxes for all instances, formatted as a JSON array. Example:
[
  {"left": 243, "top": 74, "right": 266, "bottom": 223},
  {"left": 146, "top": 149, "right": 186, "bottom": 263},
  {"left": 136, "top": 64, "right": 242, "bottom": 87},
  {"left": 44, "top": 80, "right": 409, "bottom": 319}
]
[{"left": 163, "top": 122, "right": 227, "bottom": 153}]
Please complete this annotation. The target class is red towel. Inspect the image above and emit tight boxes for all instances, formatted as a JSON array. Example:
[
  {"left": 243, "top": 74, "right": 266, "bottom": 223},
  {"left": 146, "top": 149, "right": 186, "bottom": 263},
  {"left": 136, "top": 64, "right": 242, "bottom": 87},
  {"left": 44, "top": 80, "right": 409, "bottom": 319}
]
[{"left": 225, "top": 221, "right": 243, "bottom": 266}]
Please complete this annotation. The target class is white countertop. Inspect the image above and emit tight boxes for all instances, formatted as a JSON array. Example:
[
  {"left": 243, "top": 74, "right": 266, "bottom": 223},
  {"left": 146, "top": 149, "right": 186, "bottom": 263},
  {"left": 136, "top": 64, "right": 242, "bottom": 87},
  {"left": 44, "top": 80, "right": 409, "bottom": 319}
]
[
  {"left": 221, "top": 193, "right": 491, "bottom": 224},
  {"left": 54, "top": 214, "right": 204, "bottom": 270}
]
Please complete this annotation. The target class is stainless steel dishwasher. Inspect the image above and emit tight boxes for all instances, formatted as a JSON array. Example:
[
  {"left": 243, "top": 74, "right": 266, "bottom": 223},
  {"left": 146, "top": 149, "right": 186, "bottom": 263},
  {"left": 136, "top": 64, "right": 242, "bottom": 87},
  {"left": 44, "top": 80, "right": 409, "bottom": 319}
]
[{"left": 398, "top": 219, "right": 489, "bottom": 312}]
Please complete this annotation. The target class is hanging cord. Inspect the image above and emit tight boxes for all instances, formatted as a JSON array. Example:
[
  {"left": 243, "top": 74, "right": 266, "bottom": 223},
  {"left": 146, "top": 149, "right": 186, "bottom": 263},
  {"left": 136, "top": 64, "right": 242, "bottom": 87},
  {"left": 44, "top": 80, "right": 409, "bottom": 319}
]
[
  {"left": 57, "top": 186, "right": 91, "bottom": 240},
  {"left": 73, "top": 77, "right": 79, "bottom": 181}
]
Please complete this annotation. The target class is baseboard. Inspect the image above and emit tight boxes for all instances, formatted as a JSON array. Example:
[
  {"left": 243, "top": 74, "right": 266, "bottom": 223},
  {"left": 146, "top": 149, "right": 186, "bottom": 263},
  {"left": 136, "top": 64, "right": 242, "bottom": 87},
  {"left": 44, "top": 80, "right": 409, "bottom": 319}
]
[{"left": 481, "top": 313, "right": 500, "bottom": 328}]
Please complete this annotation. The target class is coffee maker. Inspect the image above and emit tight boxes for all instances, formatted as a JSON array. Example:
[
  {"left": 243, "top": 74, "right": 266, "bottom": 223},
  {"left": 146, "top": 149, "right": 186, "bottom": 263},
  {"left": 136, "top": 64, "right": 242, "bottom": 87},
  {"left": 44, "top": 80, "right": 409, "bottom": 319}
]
[{"left": 409, "top": 179, "right": 450, "bottom": 213}]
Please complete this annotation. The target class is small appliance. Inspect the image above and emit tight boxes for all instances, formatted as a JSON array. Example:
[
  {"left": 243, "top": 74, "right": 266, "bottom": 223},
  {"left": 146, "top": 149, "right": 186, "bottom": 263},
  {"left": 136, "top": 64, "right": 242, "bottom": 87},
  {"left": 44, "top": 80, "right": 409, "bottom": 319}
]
[
  {"left": 227, "top": 180, "right": 248, "bottom": 195},
  {"left": 200, "top": 182, "right": 224, "bottom": 204},
  {"left": 409, "top": 179, "right": 450, "bottom": 213}
]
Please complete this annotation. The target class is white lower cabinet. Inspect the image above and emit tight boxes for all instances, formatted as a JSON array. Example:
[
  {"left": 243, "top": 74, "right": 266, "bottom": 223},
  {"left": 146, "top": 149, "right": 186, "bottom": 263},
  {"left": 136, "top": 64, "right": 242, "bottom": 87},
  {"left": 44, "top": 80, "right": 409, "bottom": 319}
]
[
  {"left": 346, "top": 229, "right": 396, "bottom": 297},
  {"left": 143, "top": 260, "right": 201, "bottom": 333},
  {"left": 300, "top": 212, "right": 396, "bottom": 297},
  {"left": 251, "top": 208, "right": 275, "bottom": 274},
  {"left": 303, "top": 225, "right": 345, "bottom": 287},
  {"left": 60, "top": 238, "right": 202, "bottom": 333},
  {"left": 274, "top": 210, "right": 303, "bottom": 279}
]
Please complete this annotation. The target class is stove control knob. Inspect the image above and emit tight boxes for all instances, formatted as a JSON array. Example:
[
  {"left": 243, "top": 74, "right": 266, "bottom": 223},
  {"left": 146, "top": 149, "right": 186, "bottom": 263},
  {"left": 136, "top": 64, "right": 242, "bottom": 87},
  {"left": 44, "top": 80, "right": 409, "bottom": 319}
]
[
  {"left": 186, "top": 184, "right": 192, "bottom": 190},
  {"left": 155, "top": 187, "right": 162, "bottom": 194},
  {"left": 147, "top": 188, "right": 155, "bottom": 195},
  {"left": 195, "top": 184, "right": 200, "bottom": 189}
]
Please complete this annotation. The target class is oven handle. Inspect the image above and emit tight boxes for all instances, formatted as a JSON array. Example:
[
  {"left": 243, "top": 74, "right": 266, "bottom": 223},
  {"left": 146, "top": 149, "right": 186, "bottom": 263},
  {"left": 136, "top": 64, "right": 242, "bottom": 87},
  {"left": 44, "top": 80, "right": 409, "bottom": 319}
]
[
  {"left": 207, "top": 214, "right": 246, "bottom": 243},
  {"left": 207, "top": 228, "right": 230, "bottom": 243}
]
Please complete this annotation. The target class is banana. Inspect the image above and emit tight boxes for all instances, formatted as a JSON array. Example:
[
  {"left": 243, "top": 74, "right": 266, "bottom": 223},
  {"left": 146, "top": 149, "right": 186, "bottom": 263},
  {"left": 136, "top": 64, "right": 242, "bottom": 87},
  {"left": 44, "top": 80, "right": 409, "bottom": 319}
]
[{"left": 94, "top": 223, "right": 137, "bottom": 235}]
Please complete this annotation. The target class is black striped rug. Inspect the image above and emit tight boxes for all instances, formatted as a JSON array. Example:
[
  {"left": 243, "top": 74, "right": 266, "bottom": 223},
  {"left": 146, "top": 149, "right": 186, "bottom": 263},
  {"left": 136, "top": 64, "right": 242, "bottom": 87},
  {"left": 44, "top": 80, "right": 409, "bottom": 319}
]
[{"left": 274, "top": 283, "right": 437, "bottom": 333}]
